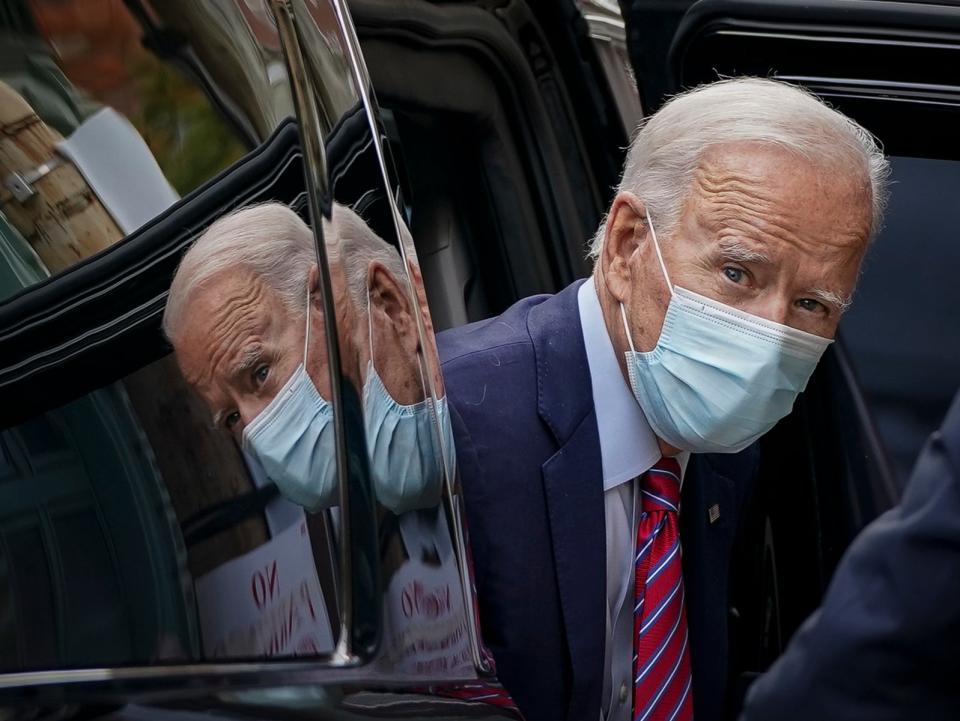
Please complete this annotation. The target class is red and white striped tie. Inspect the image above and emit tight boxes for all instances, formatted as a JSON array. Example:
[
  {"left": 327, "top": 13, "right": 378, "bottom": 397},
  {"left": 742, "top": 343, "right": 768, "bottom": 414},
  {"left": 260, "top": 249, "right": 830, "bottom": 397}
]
[{"left": 632, "top": 457, "right": 694, "bottom": 721}]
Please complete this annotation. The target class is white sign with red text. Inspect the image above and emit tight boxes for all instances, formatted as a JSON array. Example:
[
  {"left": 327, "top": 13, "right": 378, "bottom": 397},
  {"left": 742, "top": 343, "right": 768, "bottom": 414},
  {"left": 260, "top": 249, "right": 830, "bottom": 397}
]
[
  {"left": 195, "top": 518, "right": 334, "bottom": 659},
  {"left": 382, "top": 553, "right": 473, "bottom": 678}
]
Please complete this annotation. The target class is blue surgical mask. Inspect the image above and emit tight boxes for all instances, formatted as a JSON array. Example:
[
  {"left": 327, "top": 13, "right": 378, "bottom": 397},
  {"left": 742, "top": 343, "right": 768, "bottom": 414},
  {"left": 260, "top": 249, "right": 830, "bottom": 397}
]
[
  {"left": 242, "top": 288, "right": 337, "bottom": 511},
  {"left": 620, "top": 214, "right": 833, "bottom": 453},
  {"left": 363, "top": 290, "right": 451, "bottom": 514}
]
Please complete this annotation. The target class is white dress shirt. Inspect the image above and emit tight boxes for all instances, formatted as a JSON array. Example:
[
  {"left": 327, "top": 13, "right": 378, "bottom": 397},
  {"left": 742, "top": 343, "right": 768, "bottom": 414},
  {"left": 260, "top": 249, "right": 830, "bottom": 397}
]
[{"left": 577, "top": 280, "right": 688, "bottom": 721}]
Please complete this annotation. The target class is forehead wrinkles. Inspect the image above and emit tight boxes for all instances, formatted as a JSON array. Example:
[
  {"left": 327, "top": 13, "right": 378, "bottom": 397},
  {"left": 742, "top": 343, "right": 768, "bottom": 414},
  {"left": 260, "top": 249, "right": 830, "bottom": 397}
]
[
  {"left": 691, "top": 160, "right": 807, "bottom": 245},
  {"left": 198, "top": 279, "right": 277, "bottom": 385},
  {"left": 690, "top": 150, "right": 871, "bottom": 254}
]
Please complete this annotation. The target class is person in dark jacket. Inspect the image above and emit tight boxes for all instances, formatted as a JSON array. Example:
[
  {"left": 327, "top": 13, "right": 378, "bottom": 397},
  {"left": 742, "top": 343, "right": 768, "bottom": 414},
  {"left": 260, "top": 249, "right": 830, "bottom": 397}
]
[{"left": 740, "top": 389, "right": 960, "bottom": 721}]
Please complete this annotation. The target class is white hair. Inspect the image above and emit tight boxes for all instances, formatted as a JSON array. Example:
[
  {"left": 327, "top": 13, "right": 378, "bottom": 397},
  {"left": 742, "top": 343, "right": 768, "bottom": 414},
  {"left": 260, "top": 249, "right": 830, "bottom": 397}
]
[
  {"left": 324, "top": 203, "right": 407, "bottom": 312},
  {"left": 163, "top": 201, "right": 405, "bottom": 342},
  {"left": 587, "top": 77, "right": 890, "bottom": 260}
]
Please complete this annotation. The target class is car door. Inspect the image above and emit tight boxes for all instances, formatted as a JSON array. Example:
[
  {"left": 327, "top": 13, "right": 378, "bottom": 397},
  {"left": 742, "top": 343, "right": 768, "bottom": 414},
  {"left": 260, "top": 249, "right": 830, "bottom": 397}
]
[
  {"left": 348, "top": 0, "right": 635, "bottom": 328},
  {"left": 619, "top": 0, "right": 960, "bottom": 705},
  {"left": 0, "top": 0, "right": 350, "bottom": 692},
  {"left": 0, "top": 1, "right": 521, "bottom": 718}
]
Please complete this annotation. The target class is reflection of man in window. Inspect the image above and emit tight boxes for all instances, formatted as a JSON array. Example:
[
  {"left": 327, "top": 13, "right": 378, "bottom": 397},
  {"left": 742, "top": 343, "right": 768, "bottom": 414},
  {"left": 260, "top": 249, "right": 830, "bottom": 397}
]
[{"left": 163, "top": 201, "right": 445, "bottom": 514}]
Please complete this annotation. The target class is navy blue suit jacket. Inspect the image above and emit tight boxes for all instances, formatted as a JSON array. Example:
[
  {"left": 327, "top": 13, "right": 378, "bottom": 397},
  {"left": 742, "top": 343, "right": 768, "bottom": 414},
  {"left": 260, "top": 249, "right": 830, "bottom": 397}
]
[
  {"left": 740, "top": 391, "right": 960, "bottom": 721},
  {"left": 438, "top": 281, "right": 760, "bottom": 721}
]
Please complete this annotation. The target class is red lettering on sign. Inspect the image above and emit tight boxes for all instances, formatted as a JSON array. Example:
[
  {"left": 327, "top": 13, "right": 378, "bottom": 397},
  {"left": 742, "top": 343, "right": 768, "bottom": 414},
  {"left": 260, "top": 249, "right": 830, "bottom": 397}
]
[
  {"left": 251, "top": 560, "right": 280, "bottom": 610},
  {"left": 399, "top": 579, "right": 455, "bottom": 619},
  {"left": 401, "top": 586, "right": 414, "bottom": 618},
  {"left": 299, "top": 580, "right": 318, "bottom": 621}
]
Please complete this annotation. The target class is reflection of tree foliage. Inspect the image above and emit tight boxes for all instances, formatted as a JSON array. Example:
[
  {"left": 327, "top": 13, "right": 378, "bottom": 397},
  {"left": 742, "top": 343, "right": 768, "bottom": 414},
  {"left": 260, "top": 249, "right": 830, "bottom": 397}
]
[{"left": 132, "top": 59, "right": 246, "bottom": 196}]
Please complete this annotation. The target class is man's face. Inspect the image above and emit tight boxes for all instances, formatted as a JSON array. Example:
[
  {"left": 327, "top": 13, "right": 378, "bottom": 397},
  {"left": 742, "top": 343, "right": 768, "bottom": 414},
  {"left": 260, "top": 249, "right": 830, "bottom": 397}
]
[
  {"left": 605, "top": 142, "right": 873, "bottom": 352},
  {"left": 174, "top": 269, "right": 332, "bottom": 443}
]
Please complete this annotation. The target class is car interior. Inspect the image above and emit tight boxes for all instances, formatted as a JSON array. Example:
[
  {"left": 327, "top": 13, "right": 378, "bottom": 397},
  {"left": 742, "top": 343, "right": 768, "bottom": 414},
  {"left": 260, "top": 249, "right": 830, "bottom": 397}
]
[{"left": 350, "top": 0, "right": 627, "bottom": 329}]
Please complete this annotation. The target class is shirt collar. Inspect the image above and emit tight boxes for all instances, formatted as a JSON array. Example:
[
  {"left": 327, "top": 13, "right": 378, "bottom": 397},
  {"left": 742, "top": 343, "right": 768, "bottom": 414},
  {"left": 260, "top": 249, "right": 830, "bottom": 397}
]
[{"left": 577, "top": 279, "right": 661, "bottom": 491}]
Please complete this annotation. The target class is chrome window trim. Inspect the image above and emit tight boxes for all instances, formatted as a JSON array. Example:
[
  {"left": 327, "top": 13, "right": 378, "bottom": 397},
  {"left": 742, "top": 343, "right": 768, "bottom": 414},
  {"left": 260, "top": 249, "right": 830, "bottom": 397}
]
[
  {"left": 270, "top": 0, "right": 359, "bottom": 667},
  {"left": 328, "top": 0, "right": 492, "bottom": 674}
]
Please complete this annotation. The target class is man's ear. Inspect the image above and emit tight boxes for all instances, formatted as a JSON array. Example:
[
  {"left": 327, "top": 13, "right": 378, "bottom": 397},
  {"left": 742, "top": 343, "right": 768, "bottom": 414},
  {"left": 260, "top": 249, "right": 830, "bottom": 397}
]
[
  {"left": 600, "top": 192, "right": 648, "bottom": 304},
  {"left": 307, "top": 264, "right": 323, "bottom": 311},
  {"left": 367, "top": 261, "right": 418, "bottom": 355}
]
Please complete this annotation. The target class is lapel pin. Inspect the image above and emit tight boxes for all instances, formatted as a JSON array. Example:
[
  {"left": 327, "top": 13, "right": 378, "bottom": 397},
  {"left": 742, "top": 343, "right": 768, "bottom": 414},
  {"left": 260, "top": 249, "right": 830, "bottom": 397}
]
[{"left": 708, "top": 504, "right": 721, "bottom": 525}]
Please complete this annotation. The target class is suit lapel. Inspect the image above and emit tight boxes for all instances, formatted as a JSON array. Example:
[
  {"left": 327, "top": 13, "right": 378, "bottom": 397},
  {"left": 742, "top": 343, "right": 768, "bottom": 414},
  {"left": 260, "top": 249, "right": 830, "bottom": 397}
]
[
  {"left": 529, "top": 280, "right": 606, "bottom": 721},
  {"left": 681, "top": 447, "right": 760, "bottom": 720}
]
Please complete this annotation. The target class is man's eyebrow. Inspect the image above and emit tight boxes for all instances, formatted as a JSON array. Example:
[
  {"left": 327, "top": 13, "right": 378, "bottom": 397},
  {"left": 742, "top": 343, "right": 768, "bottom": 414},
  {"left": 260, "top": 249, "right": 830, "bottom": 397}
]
[
  {"left": 717, "top": 238, "right": 772, "bottom": 264},
  {"left": 809, "top": 287, "right": 854, "bottom": 314},
  {"left": 208, "top": 346, "right": 263, "bottom": 429},
  {"left": 236, "top": 345, "right": 263, "bottom": 373}
]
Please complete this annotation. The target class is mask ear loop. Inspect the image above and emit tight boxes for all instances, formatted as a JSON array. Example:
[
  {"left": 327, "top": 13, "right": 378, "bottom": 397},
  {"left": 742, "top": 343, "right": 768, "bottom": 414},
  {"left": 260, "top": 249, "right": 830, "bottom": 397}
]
[
  {"left": 618, "top": 302, "right": 639, "bottom": 355},
  {"left": 645, "top": 211, "right": 674, "bottom": 296},
  {"left": 366, "top": 285, "right": 375, "bottom": 364},
  {"left": 618, "top": 210, "right": 675, "bottom": 356},
  {"left": 303, "top": 283, "right": 312, "bottom": 367}
]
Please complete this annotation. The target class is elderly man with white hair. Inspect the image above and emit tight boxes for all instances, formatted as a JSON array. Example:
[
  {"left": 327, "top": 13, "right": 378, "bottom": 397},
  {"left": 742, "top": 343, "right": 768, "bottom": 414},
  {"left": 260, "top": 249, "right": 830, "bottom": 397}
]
[
  {"left": 163, "top": 201, "right": 447, "bottom": 515},
  {"left": 436, "top": 77, "right": 889, "bottom": 721}
]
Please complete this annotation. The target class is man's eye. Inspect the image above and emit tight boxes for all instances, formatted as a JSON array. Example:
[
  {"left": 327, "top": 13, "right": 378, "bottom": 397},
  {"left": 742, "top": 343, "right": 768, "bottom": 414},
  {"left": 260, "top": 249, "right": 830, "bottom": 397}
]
[
  {"left": 722, "top": 266, "right": 746, "bottom": 284},
  {"left": 225, "top": 411, "right": 241, "bottom": 429},
  {"left": 797, "top": 298, "right": 826, "bottom": 314},
  {"left": 254, "top": 365, "right": 269, "bottom": 386}
]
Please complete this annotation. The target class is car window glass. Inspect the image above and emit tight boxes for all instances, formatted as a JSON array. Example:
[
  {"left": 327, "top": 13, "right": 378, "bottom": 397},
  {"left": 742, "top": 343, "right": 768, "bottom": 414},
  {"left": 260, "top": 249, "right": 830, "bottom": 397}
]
[
  {"left": 0, "top": 325, "right": 354, "bottom": 672},
  {"left": 0, "top": 0, "right": 347, "bottom": 675},
  {"left": 842, "top": 155, "right": 960, "bottom": 480},
  {"left": 322, "top": 201, "right": 477, "bottom": 676},
  {"left": 0, "top": 0, "right": 483, "bottom": 690},
  {"left": 0, "top": 0, "right": 297, "bottom": 301}
]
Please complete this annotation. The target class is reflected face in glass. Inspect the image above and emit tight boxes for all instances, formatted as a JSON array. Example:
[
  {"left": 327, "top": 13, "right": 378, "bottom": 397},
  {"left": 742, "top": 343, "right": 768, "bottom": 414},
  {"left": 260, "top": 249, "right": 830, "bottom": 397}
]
[
  {"left": 404, "top": 256, "right": 445, "bottom": 399},
  {"left": 173, "top": 266, "right": 332, "bottom": 441},
  {"left": 321, "top": 203, "right": 450, "bottom": 513},
  {"left": 363, "top": 261, "right": 423, "bottom": 405},
  {"left": 322, "top": 203, "right": 424, "bottom": 404}
]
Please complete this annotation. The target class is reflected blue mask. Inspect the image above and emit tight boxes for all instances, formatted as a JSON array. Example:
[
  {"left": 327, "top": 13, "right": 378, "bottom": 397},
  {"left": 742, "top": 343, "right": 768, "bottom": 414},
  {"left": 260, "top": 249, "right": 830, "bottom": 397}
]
[
  {"left": 363, "top": 289, "right": 452, "bottom": 514},
  {"left": 620, "top": 214, "right": 833, "bottom": 454},
  {"left": 242, "top": 287, "right": 337, "bottom": 511}
]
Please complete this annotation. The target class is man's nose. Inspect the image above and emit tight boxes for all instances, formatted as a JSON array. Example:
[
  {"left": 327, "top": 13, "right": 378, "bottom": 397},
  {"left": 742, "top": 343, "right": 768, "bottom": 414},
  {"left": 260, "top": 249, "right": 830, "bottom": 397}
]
[
  {"left": 747, "top": 294, "right": 792, "bottom": 327},
  {"left": 240, "top": 395, "right": 273, "bottom": 429}
]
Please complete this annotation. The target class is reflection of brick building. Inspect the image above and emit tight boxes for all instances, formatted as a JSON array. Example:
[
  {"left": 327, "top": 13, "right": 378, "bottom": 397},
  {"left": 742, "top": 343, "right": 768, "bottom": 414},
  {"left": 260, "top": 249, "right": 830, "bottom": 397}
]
[
  {"left": 27, "top": 0, "right": 249, "bottom": 196},
  {"left": 30, "top": 0, "right": 145, "bottom": 118},
  {"left": 236, "top": 0, "right": 281, "bottom": 52}
]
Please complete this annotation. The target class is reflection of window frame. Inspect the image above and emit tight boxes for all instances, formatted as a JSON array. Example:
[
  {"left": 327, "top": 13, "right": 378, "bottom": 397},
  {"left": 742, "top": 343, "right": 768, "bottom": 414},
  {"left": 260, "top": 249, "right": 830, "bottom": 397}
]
[{"left": 577, "top": 1, "right": 644, "bottom": 132}]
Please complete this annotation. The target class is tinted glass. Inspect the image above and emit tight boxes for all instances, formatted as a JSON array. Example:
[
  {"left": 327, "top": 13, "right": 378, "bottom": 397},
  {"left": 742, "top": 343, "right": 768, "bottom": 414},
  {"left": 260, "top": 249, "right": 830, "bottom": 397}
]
[
  {"left": 0, "top": 0, "right": 283, "bottom": 301},
  {"left": 265, "top": 0, "right": 482, "bottom": 677},
  {"left": 0, "top": 0, "right": 340, "bottom": 673},
  {"left": 843, "top": 156, "right": 960, "bottom": 480},
  {"left": 0, "top": 0, "right": 482, "bottom": 690},
  {"left": 577, "top": 0, "right": 644, "bottom": 131},
  {"left": 0, "top": 371, "right": 342, "bottom": 672}
]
